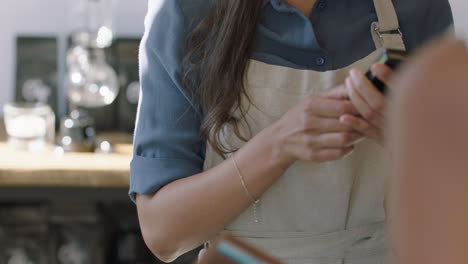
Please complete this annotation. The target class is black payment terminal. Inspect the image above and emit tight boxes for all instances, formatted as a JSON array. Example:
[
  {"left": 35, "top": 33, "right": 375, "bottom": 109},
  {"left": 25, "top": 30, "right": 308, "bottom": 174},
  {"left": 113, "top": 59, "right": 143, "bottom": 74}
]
[{"left": 365, "top": 49, "right": 407, "bottom": 95}]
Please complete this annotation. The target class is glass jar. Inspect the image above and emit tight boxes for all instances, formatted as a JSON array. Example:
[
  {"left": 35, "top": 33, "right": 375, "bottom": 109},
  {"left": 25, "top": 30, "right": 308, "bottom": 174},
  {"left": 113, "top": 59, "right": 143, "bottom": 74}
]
[{"left": 3, "top": 103, "right": 55, "bottom": 152}]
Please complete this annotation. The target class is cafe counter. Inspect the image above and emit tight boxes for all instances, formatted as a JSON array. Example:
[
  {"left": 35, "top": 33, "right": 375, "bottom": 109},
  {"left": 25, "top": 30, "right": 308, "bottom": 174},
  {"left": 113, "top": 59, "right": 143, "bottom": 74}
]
[{"left": 0, "top": 123, "right": 132, "bottom": 201}]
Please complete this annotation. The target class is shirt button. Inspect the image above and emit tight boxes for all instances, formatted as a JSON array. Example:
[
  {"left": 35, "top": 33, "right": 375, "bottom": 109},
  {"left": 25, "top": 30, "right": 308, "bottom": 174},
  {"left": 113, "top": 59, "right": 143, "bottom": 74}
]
[
  {"left": 317, "top": 0, "right": 327, "bottom": 10},
  {"left": 315, "top": 57, "right": 326, "bottom": 66}
]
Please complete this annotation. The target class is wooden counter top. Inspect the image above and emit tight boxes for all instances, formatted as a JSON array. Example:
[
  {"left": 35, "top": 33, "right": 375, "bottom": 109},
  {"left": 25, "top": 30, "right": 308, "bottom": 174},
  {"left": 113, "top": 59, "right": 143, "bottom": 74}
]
[{"left": 0, "top": 122, "right": 133, "bottom": 188}]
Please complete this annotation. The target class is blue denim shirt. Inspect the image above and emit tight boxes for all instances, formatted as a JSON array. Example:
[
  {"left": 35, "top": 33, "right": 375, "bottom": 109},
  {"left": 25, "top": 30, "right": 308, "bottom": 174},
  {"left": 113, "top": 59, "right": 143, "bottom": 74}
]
[{"left": 130, "top": 0, "right": 453, "bottom": 201}]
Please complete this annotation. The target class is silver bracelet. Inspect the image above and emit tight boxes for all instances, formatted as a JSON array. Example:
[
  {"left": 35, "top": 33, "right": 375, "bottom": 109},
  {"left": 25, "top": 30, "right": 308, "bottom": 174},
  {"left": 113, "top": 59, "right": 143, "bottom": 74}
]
[{"left": 232, "top": 154, "right": 260, "bottom": 223}]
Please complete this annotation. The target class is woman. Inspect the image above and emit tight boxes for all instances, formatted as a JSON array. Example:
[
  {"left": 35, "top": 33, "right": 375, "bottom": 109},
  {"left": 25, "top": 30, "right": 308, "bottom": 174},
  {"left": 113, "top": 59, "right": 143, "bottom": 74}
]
[
  {"left": 131, "top": 0, "right": 452, "bottom": 263},
  {"left": 389, "top": 36, "right": 468, "bottom": 264}
]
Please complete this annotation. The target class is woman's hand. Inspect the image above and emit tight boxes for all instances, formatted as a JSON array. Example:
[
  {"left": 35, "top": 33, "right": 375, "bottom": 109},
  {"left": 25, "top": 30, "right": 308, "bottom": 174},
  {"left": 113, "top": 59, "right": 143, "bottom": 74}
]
[
  {"left": 272, "top": 92, "right": 364, "bottom": 164},
  {"left": 340, "top": 63, "right": 394, "bottom": 142}
]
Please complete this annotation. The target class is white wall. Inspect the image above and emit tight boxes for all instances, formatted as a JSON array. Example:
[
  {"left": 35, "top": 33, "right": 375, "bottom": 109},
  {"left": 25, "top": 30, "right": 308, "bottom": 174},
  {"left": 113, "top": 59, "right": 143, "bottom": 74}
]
[
  {"left": 0, "top": 0, "right": 147, "bottom": 116},
  {"left": 451, "top": 0, "right": 468, "bottom": 36}
]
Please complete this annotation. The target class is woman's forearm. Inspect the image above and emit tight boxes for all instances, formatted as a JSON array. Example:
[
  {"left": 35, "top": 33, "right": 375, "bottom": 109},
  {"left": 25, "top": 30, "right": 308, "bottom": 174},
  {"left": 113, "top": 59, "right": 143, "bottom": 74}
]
[
  {"left": 136, "top": 123, "right": 291, "bottom": 262},
  {"left": 137, "top": 89, "right": 361, "bottom": 262}
]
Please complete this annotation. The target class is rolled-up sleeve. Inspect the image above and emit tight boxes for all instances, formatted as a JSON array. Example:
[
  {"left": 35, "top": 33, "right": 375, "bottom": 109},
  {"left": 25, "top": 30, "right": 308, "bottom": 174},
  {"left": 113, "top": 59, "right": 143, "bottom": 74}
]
[{"left": 129, "top": 0, "right": 205, "bottom": 202}]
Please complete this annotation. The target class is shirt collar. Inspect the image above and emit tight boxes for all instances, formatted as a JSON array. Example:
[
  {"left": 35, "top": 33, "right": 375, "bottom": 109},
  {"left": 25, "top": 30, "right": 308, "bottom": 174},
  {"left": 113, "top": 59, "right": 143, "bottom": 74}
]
[{"left": 263, "top": 0, "right": 299, "bottom": 13}]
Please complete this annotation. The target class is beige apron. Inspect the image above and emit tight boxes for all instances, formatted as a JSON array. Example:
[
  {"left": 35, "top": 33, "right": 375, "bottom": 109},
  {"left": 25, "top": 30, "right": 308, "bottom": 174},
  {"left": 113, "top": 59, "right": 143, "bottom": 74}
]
[{"left": 203, "top": 1, "right": 406, "bottom": 263}]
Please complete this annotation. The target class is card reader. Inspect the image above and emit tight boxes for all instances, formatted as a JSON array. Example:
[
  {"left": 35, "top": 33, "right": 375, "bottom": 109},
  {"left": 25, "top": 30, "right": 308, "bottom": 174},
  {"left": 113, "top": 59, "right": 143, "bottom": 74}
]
[{"left": 365, "top": 49, "right": 407, "bottom": 95}]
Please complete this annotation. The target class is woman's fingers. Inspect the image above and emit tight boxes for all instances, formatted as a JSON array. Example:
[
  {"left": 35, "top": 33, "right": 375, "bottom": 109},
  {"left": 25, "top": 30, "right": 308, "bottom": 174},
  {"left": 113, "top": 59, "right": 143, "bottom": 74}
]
[
  {"left": 350, "top": 69, "right": 387, "bottom": 118},
  {"left": 319, "top": 85, "right": 349, "bottom": 100},
  {"left": 302, "top": 116, "right": 355, "bottom": 133},
  {"left": 346, "top": 75, "right": 385, "bottom": 129},
  {"left": 307, "top": 132, "right": 363, "bottom": 148},
  {"left": 340, "top": 114, "right": 380, "bottom": 139},
  {"left": 305, "top": 96, "right": 359, "bottom": 118},
  {"left": 306, "top": 146, "right": 355, "bottom": 162},
  {"left": 371, "top": 63, "right": 393, "bottom": 84}
]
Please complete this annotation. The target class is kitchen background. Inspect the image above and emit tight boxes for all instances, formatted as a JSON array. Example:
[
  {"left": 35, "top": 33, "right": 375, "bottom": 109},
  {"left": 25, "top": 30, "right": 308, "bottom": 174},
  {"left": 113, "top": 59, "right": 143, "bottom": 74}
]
[
  {"left": 0, "top": 1, "right": 466, "bottom": 264},
  {"left": 0, "top": 1, "right": 201, "bottom": 264},
  {"left": 0, "top": 0, "right": 147, "bottom": 117}
]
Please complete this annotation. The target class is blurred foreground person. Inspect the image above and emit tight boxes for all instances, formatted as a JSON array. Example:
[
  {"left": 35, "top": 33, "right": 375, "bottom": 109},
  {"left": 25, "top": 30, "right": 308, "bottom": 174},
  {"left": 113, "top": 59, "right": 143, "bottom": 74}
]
[{"left": 389, "top": 36, "right": 468, "bottom": 264}]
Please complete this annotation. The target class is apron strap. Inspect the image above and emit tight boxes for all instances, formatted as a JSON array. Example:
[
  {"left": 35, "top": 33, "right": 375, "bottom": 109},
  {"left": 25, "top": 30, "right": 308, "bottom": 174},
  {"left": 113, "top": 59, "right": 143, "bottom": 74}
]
[{"left": 371, "top": 0, "right": 406, "bottom": 51}]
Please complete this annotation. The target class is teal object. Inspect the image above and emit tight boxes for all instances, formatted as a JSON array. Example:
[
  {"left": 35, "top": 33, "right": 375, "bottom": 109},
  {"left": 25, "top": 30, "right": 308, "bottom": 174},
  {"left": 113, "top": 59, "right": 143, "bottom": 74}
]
[{"left": 217, "top": 241, "right": 267, "bottom": 264}]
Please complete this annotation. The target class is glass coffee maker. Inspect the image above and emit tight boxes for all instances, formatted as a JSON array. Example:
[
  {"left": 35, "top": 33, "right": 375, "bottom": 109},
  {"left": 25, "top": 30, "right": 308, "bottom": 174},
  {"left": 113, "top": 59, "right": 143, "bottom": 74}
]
[{"left": 59, "top": 0, "right": 119, "bottom": 152}]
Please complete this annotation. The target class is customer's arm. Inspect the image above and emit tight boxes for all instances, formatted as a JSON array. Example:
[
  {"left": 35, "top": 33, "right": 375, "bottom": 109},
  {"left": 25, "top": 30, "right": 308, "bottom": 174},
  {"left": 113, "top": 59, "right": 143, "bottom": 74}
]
[{"left": 389, "top": 37, "right": 468, "bottom": 264}]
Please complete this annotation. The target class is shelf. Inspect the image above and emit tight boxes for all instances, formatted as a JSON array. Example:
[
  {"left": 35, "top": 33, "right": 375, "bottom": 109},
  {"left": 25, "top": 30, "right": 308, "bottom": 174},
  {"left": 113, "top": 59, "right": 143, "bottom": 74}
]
[{"left": 0, "top": 124, "right": 132, "bottom": 188}]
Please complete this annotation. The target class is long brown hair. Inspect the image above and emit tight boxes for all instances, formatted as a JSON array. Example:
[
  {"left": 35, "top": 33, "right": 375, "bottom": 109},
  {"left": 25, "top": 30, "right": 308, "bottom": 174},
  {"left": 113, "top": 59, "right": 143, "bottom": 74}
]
[{"left": 183, "top": 0, "right": 263, "bottom": 155}]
